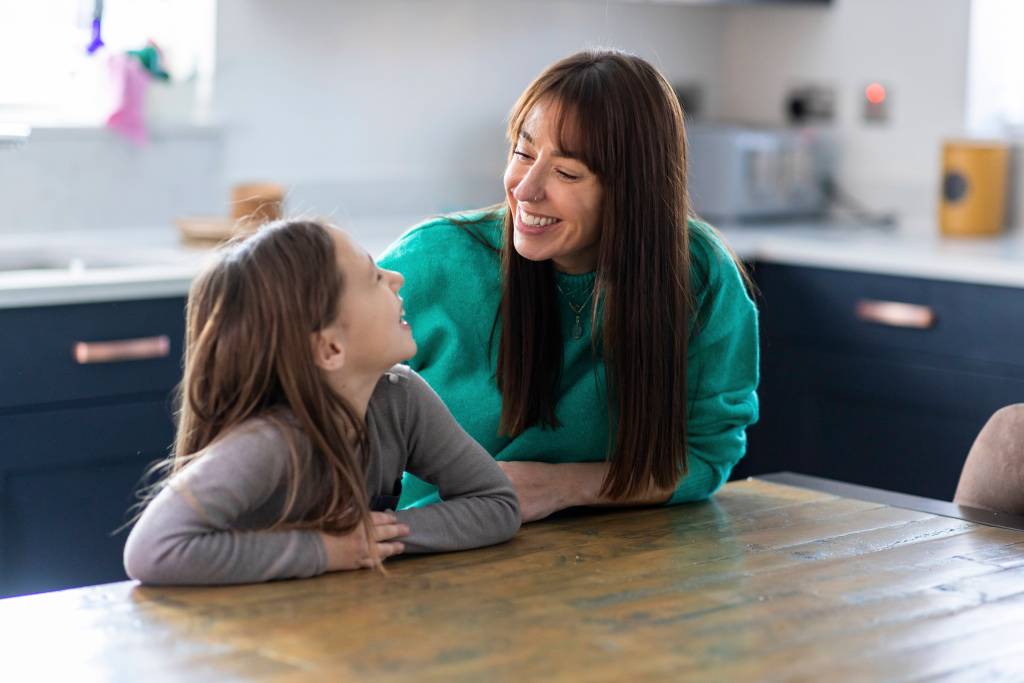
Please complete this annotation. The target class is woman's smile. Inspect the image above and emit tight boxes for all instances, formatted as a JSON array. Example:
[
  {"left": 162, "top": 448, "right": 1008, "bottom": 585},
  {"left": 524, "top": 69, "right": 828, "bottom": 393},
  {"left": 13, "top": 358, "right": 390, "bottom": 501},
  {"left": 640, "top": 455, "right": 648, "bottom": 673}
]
[{"left": 515, "top": 205, "right": 562, "bottom": 234}]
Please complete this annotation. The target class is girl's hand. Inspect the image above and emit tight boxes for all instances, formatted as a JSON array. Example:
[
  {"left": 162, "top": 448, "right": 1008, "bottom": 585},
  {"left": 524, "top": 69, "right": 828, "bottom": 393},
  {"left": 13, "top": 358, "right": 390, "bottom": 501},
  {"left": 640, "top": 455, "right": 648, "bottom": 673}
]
[{"left": 319, "top": 512, "right": 410, "bottom": 571}]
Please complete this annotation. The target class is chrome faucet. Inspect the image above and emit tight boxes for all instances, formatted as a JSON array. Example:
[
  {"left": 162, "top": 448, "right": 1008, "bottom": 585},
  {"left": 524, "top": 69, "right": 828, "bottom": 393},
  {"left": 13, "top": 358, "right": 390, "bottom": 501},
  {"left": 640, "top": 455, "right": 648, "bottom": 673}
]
[{"left": 0, "top": 124, "right": 31, "bottom": 149}]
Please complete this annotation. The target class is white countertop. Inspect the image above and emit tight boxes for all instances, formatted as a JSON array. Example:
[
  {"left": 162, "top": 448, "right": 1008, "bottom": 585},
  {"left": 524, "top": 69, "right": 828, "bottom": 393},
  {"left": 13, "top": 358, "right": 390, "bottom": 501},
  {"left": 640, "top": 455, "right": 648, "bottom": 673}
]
[
  {"left": 1, "top": 219, "right": 1022, "bottom": 308},
  {"left": 718, "top": 222, "right": 1024, "bottom": 288}
]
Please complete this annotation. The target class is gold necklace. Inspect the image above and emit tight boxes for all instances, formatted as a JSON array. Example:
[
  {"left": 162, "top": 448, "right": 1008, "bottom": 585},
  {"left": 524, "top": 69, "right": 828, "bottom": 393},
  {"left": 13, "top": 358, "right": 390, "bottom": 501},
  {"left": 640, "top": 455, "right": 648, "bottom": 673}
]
[{"left": 555, "top": 283, "right": 594, "bottom": 340}]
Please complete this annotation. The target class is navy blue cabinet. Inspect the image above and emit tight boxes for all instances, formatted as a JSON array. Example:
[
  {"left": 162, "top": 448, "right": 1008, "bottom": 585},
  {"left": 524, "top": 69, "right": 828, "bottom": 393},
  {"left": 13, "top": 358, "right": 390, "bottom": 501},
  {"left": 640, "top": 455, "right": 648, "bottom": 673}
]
[
  {"left": 736, "top": 263, "right": 1024, "bottom": 500},
  {"left": 0, "top": 297, "right": 185, "bottom": 597}
]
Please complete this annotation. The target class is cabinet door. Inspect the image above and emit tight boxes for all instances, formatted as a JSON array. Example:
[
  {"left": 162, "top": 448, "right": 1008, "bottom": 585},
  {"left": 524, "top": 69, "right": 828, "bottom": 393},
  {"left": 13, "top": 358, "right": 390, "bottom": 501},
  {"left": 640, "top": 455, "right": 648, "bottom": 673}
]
[
  {"left": 0, "top": 399, "right": 174, "bottom": 597},
  {"left": 741, "top": 336, "right": 1024, "bottom": 500},
  {"left": 737, "top": 262, "right": 1024, "bottom": 500}
]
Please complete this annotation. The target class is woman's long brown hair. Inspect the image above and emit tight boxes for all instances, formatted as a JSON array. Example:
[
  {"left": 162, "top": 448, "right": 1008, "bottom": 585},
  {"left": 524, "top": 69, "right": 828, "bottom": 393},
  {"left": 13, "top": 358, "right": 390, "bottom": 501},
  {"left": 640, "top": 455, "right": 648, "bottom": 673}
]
[
  {"left": 496, "top": 50, "right": 693, "bottom": 500},
  {"left": 138, "top": 220, "right": 376, "bottom": 555}
]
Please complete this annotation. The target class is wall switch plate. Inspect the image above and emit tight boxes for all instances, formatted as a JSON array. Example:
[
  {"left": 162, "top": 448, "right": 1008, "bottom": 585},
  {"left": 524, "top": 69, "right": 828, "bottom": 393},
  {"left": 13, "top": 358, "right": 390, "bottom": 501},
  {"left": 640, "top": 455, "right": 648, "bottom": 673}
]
[{"left": 863, "top": 82, "right": 890, "bottom": 124}]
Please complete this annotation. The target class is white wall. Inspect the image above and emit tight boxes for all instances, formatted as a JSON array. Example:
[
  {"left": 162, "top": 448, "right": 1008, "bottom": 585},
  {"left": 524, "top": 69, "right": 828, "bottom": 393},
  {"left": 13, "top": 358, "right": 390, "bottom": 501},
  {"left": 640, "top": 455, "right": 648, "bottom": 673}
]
[
  {"left": 2, "top": 0, "right": 991, "bottom": 237},
  {"left": 718, "top": 0, "right": 973, "bottom": 229},
  {"left": 214, "top": 0, "right": 727, "bottom": 227}
]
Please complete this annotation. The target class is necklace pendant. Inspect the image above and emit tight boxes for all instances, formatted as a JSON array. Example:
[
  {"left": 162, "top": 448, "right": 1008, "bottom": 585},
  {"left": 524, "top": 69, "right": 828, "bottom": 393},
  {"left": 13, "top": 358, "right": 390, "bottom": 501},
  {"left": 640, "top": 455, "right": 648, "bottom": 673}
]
[{"left": 572, "top": 317, "right": 584, "bottom": 340}]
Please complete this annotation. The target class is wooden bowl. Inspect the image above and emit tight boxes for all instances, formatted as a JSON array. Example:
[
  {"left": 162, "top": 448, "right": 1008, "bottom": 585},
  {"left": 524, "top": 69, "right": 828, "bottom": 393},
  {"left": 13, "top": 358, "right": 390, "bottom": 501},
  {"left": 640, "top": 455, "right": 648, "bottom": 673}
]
[
  {"left": 230, "top": 182, "right": 285, "bottom": 226},
  {"left": 175, "top": 216, "right": 257, "bottom": 246}
]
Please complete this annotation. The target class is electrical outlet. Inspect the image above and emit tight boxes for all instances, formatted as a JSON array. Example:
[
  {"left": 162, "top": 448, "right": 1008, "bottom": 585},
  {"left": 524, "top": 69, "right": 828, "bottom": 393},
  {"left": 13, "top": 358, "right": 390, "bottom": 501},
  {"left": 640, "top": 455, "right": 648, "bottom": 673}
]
[
  {"left": 673, "top": 82, "right": 704, "bottom": 122},
  {"left": 785, "top": 85, "right": 835, "bottom": 124}
]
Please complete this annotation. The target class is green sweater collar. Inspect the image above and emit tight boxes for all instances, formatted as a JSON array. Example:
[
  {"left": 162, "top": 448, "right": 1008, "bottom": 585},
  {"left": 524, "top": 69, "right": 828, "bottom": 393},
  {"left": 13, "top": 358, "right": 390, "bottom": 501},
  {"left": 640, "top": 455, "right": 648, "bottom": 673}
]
[{"left": 553, "top": 269, "right": 596, "bottom": 299}]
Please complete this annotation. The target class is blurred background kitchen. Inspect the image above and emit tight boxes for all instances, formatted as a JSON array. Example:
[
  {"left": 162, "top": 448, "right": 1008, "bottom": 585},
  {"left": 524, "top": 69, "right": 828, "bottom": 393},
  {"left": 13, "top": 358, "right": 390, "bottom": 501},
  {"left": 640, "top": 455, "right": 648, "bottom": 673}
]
[{"left": 1, "top": 0, "right": 1022, "bottom": 598}]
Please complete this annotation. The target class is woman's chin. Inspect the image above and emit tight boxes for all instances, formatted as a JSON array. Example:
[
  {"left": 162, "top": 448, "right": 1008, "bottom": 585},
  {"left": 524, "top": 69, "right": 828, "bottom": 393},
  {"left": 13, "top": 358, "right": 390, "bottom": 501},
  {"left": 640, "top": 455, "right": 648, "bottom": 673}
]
[{"left": 512, "top": 232, "right": 555, "bottom": 263}]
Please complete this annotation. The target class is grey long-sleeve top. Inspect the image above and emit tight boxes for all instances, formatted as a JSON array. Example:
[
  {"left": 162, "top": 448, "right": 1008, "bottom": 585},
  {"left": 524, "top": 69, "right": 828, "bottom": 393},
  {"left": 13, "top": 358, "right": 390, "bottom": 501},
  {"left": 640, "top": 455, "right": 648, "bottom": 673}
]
[{"left": 123, "top": 365, "right": 520, "bottom": 585}]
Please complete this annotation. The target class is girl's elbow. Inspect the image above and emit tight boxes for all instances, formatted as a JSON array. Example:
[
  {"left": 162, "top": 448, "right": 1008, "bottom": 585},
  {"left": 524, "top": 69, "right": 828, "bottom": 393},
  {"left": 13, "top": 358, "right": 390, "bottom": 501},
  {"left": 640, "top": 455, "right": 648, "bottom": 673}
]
[
  {"left": 123, "top": 537, "right": 163, "bottom": 584},
  {"left": 123, "top": 533, "right": 195, "bottom": 585}
]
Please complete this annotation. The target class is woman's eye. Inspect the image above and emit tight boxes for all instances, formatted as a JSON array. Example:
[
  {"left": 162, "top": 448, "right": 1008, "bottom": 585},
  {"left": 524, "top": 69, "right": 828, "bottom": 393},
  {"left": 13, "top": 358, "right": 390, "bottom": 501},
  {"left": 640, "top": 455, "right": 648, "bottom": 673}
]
[
  {"left": 513, "top": 149, "right": 532, "bottom": 161},
  {"left": 557, "top": 170, "right": 580, "bottom": 181},
  {"left": 377, "top": 271, "right": 384, "bottom": 282}
]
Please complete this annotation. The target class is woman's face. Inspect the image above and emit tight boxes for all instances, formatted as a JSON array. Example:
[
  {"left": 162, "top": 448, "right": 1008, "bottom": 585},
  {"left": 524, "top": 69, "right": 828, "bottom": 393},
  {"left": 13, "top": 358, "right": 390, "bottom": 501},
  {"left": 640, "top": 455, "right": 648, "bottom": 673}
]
[
  {"left": 503, "top": 100, "right": 604, "bottom": 274},
  {"left": 326, "top": 229, "right": 416, "bottom": 374}
]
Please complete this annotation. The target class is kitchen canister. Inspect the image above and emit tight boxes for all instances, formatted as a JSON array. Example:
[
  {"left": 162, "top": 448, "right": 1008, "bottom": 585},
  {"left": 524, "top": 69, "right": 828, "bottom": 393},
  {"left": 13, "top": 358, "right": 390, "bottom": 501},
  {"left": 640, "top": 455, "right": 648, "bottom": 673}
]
[{"left": 940, "top": 140, "right": 1010, "bottom": 237}]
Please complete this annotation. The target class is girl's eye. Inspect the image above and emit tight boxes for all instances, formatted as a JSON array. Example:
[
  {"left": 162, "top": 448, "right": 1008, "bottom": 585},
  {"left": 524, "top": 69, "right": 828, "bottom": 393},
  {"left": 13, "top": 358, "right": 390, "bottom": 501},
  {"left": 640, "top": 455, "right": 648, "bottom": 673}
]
[
  {"left": 377, "top": 271, "right": 384, "bottom": 282},
  {"left": 557, "top": 170, "right": 580, "bottom": 181},
  {"left": 513, "top": 149, "right": 533, "bottom": 161}
]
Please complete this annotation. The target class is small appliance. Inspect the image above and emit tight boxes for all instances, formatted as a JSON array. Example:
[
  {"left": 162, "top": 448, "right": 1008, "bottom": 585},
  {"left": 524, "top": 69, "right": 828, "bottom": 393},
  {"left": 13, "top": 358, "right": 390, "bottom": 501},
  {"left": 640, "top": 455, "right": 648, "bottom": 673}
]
[{"left": 687, "top": 124, "right": 836, "bottom": 223}]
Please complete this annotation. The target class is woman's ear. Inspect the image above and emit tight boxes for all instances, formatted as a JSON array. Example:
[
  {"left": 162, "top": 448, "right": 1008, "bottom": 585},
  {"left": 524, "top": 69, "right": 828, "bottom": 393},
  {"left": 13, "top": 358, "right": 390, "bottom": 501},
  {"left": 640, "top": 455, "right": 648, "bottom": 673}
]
[{"left": 311, "top": 330, "right": 346, "bottom": 372}]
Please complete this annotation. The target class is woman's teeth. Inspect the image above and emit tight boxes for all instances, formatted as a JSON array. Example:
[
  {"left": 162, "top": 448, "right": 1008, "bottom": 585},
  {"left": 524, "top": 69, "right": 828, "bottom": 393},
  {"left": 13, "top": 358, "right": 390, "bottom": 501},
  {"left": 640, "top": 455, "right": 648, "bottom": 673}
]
[{"left": 520, "top": 208, "right": 558, "bottom": 227}]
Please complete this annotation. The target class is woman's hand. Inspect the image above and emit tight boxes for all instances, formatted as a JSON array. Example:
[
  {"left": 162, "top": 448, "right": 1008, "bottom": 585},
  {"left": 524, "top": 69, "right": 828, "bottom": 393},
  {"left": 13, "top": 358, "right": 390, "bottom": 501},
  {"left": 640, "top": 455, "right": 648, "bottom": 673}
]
[
  {"left": 497, "top": 461, "right": 582, "bottom": 523},
  {"left": 319, "top": 512, "right": 410, "bottom": 571},
  {"left": 498, "top": 461, "right": 678, "bottom": 523}
]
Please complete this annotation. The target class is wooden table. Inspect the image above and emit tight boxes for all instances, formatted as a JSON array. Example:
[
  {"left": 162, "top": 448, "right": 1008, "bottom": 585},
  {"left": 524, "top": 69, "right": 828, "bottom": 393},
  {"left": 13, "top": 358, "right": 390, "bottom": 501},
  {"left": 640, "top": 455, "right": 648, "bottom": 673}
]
[{"left": 3, "top": 475, "right": 1024, "bottom": 682}]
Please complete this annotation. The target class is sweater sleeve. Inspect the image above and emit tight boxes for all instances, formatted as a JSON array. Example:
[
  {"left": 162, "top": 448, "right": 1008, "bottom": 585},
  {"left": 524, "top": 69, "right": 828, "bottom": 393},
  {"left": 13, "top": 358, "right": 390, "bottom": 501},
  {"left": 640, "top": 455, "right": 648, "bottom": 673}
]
[
  {"left": 668, "top": 226, "right": 760, "bottom": 505},
  {"left": 393, "top": 369, "right": 521, "bottom": 552},
  {"left": 123, "top": 423, "right": 327, "bottom": 585}
]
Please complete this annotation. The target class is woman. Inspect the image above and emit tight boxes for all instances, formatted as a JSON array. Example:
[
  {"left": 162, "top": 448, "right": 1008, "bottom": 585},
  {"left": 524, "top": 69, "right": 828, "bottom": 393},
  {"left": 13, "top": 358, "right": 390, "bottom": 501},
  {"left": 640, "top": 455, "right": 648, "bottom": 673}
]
[{"left": 379, "top": 49, "right": 759, "bottom": 522}]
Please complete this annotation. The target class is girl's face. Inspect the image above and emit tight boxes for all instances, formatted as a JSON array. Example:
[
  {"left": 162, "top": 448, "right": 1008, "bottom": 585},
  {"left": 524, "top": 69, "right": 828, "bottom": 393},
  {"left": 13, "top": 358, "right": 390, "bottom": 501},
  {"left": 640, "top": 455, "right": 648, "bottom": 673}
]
[
  {"left": 327, "top": 229, "right": 416, "bottom": 374},
  {"left": 503, "top": 99, "right": 604, "bottom": 274}
]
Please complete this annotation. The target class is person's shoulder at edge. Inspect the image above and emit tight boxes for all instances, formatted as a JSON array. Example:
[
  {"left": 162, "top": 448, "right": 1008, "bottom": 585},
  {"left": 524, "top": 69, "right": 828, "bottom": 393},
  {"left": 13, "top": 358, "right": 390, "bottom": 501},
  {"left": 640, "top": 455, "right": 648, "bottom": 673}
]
[{"left": 379, "top": 208, "right": 505, "bottom": 265}]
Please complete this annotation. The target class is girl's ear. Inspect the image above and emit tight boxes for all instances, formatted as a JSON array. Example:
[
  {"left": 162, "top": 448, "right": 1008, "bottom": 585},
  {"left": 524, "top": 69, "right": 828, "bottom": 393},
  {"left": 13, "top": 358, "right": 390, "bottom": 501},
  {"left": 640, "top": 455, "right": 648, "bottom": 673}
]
[{"left": 311, "top": 330, "right": 346, "bottom": 372}]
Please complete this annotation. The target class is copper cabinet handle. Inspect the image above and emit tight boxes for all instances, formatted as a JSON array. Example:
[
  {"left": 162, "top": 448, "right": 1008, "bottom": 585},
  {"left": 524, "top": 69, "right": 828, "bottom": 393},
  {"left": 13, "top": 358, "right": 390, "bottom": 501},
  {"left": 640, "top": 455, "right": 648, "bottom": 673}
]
[
  {"left": 73, "top": 335, "right": 171, "bottom": 364},
  {"left": 855, "top": 300, "right": 936, "bottom": 330}
]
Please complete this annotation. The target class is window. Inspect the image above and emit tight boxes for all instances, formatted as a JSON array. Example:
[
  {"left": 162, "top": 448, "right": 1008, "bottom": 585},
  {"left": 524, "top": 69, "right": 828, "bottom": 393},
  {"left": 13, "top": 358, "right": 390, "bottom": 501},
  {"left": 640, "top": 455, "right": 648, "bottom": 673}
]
[
  {"left": 967, "top": 0, "right": 1024, "bottom": 136},
  {"left": 0, "top": 0, "right": 216, "bottom": 126}
]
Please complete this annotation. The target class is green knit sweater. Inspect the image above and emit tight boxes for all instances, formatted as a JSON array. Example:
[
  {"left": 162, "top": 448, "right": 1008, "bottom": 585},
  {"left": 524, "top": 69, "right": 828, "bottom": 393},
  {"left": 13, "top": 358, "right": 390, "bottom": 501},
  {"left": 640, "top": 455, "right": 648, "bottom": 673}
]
[{"left": 377, "top": 209, "right": 759, "bottom": 508}]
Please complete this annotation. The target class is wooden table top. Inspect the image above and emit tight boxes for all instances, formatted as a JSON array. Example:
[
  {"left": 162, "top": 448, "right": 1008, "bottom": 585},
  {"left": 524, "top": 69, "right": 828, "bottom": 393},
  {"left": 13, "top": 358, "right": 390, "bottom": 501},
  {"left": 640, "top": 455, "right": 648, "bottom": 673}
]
[{"left": 3, "top": 478, "right": 1024, "bottom": 682}]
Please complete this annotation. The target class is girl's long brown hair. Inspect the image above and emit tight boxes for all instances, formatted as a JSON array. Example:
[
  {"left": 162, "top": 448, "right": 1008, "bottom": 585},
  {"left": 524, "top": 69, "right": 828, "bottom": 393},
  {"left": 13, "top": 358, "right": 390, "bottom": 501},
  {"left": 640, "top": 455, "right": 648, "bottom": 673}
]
[
  {"left": 496, "top": 49, "right": 693, "bottom": 500},
  {"left": 140, "top": 220, "right": 375, "bottom": 553}
]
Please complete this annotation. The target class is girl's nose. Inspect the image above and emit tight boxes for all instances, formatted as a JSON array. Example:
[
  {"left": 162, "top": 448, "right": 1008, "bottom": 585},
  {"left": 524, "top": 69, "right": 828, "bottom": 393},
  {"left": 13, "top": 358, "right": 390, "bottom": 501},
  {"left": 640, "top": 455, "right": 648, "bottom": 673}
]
[{"left": 386, "top": 269, "right": 404, "bottom": 290}]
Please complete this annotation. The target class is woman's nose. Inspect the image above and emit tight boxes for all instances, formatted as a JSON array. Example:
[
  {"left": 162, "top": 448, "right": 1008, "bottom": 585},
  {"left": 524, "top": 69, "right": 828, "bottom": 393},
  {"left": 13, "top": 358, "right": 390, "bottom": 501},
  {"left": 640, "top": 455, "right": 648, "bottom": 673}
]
[{"left": 513, "top": 165, "right": 546, "bottom": 203}]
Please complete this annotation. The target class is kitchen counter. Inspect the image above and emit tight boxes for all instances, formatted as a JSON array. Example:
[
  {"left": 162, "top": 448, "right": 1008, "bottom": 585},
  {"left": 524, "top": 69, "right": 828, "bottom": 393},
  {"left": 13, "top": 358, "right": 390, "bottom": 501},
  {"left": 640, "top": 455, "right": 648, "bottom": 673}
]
[
  {"left": 2, "top": 476, "right": 1023, "bottom": 681},
  {"left": 0, "top": 219, "right": 412, "bottom": 309},
  {"left": 719, "top": 222, "right": 1024, "bottom": 289},
  {"left": 2, "top": 219, "right": 1023, "bottom": 308}
]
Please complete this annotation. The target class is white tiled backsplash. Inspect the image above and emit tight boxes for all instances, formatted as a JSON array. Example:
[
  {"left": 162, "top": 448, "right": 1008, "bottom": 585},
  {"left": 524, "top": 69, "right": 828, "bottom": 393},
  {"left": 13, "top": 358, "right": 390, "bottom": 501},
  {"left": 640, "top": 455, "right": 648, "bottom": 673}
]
[{"left": 0, "top": 126, "right": 224, "bottom": 233}]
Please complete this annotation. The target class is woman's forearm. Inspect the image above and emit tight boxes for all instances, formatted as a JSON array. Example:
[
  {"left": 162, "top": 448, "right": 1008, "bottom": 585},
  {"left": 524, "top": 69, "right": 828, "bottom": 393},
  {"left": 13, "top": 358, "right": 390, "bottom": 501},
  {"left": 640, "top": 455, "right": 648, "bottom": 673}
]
[
  {"left": 499, "top": 460, "right": 675, "bottom": 522},
  {"left": 561, "top": 462, "right": 675, "bottom": 507}
]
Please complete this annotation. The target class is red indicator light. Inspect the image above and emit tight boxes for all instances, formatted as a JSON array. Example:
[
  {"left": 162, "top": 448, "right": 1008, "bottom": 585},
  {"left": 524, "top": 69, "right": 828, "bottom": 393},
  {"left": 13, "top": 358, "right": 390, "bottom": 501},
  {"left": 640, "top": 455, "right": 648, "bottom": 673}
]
[{"left": 865, "top": 82, "right": 887, "bottom": 105}]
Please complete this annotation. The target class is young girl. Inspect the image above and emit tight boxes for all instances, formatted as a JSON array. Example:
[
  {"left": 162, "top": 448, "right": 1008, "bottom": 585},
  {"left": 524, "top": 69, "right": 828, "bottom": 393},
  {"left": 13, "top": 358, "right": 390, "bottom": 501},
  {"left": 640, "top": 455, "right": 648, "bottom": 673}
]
[{"left": 124, "top": 219, "right": 520, "bottom": 585}]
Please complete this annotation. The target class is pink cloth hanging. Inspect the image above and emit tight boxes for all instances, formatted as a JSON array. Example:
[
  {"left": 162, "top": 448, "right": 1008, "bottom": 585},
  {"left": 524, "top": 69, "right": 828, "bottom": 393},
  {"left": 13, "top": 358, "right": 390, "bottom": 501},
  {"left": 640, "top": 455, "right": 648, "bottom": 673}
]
[{"left": 106, "top": 53, "right": 149, "bottom": 145}]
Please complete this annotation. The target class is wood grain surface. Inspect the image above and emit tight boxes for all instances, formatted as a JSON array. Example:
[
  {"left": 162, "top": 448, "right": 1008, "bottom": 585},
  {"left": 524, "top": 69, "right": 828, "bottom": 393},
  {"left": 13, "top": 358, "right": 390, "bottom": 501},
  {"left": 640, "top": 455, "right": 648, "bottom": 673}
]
[{"left": 3, "top": 478, "right": 1023, "bottom": 682}]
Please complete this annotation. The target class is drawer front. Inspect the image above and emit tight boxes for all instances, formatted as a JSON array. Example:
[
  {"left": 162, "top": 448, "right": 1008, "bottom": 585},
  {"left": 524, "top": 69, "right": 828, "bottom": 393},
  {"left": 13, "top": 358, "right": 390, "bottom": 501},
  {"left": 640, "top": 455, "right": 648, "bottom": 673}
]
[
  {"left": 0, "top": 297, "right": 186, "bottom": 410},
  {"left": 754, "top": 263, "right": 1024, "bottom": 370}
]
